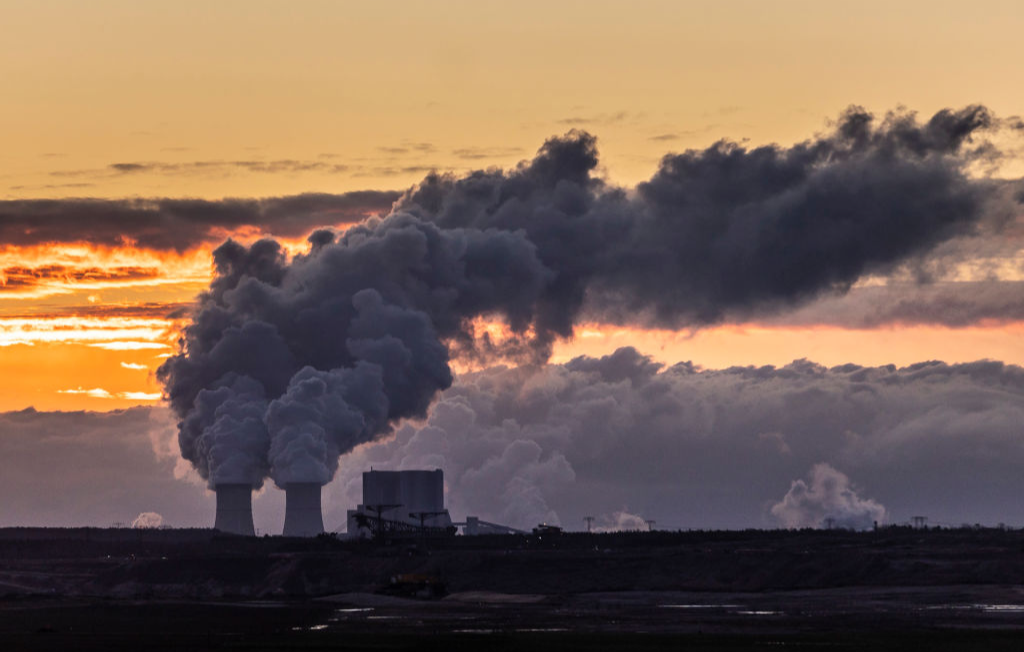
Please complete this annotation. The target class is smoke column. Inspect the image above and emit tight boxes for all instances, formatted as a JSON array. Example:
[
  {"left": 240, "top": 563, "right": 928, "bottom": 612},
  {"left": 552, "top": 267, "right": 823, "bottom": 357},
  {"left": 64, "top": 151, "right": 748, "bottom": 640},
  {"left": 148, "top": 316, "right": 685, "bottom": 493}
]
[
  {"left": 771, "top": 464, "right": 886, "bottom": 530},
  {"left": 158, "top": 106, "right": 1011, "bottom": 493}
]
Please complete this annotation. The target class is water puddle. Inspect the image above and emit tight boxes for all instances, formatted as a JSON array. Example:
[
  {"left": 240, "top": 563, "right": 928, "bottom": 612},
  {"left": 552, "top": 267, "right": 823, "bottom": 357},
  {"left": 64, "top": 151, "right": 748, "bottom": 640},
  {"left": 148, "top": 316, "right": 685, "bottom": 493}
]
[
  {"left": 659, "top": 604, "right": 741, "bottom": 609},
  {"left": 977, "top": 604, "right": 1024, "bottom": 613},
  {"left": 736, "top": 610, "right": 782, "bottom": 616},
  {"left": 926, "top": 604, "right": 1024, "bottom": 613},
  {"left": 659, "top": 604, "right": 783, "bottom": 616}
]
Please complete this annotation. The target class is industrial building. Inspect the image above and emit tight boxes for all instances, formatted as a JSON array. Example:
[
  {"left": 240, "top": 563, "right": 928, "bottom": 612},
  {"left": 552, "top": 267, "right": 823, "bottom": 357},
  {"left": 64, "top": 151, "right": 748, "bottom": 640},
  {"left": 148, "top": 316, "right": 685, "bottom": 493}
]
[
  {"left": 212, "top": 468, "right": 519, "bottom": 538},
  {"left": 346, "top": 469, "right": 453, "bottom": 537}
]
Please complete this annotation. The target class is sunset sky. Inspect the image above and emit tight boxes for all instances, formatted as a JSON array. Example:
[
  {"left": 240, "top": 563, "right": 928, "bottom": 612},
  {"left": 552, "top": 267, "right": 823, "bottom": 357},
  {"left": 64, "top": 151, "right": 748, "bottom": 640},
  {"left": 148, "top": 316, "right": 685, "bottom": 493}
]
[{"left": 1, "top": 1, "right": 1022, "bottom": 531}]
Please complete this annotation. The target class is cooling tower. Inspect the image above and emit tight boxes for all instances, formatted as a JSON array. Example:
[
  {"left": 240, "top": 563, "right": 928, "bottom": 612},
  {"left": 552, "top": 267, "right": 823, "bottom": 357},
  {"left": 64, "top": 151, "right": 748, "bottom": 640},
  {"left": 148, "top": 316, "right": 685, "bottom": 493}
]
[
  {"left": 214, "top": 484, "right": 255, "bottom": 536},
  {"left": 282, "top": 483, "right": 325, "bottom": 537}
]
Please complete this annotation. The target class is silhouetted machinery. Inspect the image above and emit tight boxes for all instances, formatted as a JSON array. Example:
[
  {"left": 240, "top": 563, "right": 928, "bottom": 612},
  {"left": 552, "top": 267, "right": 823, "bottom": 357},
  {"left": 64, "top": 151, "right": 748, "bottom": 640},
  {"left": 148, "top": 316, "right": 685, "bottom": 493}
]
[
  {"left": 453, "top": 516, "right": 526, "bottom": 536},
  {"left": 347, "top": 470, "right": 456, "bottom": 539},
  {"left": 351, "top": 505, "right": 457, "bottom": 539},
  {"left": 383, "top": 573, "right": 447, "bottom": 598}
]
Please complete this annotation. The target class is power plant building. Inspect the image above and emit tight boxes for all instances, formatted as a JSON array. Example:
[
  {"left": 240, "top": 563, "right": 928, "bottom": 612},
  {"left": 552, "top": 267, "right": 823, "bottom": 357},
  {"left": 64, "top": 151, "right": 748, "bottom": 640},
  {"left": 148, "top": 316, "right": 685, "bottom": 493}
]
[
  {"left": 346, "top": 469, "right": 453, "bottom": 537},
  {"left": 213, "top": 469, "right": 480, "bottom": 538}
]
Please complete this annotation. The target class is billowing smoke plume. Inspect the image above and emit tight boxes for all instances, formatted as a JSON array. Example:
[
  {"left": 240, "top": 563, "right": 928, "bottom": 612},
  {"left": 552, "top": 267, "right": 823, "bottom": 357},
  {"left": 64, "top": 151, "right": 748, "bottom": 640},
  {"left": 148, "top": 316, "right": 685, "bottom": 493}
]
[
  {"left": 771, "top": 464, "right": 886, "bottom": 530},
  {"left": 132, "top": 511, "right": 165, "bottom": 529},
  {"left": 0, "top": 191, "right": 399, "bottom": 251},
  {"left": 399, "top": 105, "right": 1008, "bottom": 332},
  {"left": 594, "top": 511, "right": 650, "bottom": 533},
  {"left": 159, "top": 106, "right": 1014, "bottom": 489},
  {"left": 177, "top": 375, "right": 270, "bottom": 487}
]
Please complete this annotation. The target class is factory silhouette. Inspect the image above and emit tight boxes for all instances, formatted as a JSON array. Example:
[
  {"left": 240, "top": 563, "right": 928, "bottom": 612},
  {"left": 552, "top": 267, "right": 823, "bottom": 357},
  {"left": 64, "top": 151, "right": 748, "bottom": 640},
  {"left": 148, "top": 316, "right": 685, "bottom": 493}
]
[
  {"left": 155, "top": 111, "right": 997, "bottom": 544},
  {"left": 213, "top": 468, "right": 534, "bottom": 538}
]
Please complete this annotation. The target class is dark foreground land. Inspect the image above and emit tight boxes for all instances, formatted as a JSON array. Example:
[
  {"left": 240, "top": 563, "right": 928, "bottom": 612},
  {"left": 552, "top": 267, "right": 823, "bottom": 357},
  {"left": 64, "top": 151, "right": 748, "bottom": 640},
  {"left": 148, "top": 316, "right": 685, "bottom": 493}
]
[{"left": 2, "top": 527, "right": 1024, "bottom": 650}]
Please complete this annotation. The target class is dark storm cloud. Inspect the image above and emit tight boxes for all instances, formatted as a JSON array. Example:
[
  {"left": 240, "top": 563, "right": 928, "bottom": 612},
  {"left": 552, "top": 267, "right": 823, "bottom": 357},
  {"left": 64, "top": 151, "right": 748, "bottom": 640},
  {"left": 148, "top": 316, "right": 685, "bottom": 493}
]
[
  {"left": 646, "top": 124, "right": 727, "bottom": 142},
  {"left": 556, "top": 110, "right": 631, "bottom": 126},
  {"left": 377, "top": 142, "right": 436, "bottom": 155},
  {"left": 0, "top": 301, "right": 194, "bottom": 320},
  {"left": 160, "top": 105, "right": 1019, "bottom": 490},
  {"left": 402, "top": 105, "right": 1011, "bottom": 335},
  {"left": 0, "top": 191, "right": 400, "bottom": 251},
  {"left": 0, "top": 265, "right": 160, "bottom": 292},
  {"left": 53, "top": 159, "right": 354, "bottom": 177},
  {"left": 331, "top": 348, "right": 1024, "bottom": 530},
  {"left": 9, "top": 182, "right": 96, "bottom": 191},
  {"left": 451, "top": 146, "right": 526, "bottom": 160},
  {"left": 108, "top": 163, "right": 150, "bottom": 173},
  {"left": 351, "top": 165, "right": 440, "bottom": 178},
  {"left": 766, "top": 281, "right": 1024, "bottom": 329}
]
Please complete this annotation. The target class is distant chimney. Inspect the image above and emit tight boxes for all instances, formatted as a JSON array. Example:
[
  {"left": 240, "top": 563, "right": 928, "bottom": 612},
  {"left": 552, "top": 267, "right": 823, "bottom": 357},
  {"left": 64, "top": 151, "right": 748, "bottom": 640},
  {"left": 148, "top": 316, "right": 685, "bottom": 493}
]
[
  {"left": 282, "top": 483, "right": 325, "bottom": 537},
  {"left": 214, "top": 484, "right": 255, "bottom": 536}
]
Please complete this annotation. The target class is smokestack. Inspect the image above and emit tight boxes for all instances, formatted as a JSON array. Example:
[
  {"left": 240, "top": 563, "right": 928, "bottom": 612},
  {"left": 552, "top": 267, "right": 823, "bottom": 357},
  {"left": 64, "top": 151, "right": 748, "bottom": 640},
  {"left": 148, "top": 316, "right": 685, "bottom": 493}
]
[
  {"left": 214, "top": 484, "right": 256, "bottom": 536},
  {"left": 282, "top": 483, "right": 325, "bottom": 537}
]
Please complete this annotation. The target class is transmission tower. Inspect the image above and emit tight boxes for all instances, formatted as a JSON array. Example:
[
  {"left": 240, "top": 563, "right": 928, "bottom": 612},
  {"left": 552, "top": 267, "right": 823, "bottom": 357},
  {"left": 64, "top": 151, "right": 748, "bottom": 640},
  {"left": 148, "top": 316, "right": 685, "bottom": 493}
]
[{"left": 583, "top": 516, "right": 595, "bottom": 532}]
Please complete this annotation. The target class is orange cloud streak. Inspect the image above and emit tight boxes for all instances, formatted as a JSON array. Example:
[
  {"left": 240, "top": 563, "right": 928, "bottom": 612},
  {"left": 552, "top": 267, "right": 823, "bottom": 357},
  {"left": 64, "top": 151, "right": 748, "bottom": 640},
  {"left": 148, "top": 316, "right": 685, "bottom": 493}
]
[{"left": 552, "top": 322, "right": 1024, "bottom": 369}]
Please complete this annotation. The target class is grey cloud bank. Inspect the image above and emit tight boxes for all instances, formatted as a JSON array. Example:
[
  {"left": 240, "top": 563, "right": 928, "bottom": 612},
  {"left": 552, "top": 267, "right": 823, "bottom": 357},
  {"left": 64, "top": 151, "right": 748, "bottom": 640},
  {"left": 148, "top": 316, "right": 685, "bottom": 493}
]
[
  {"left": 764, "top": 280, "right": 1024, "bottom": 329},
  {"left": 331, "top": 349, "right": 1024, "bottom": 530},
  {"left": 3, "top": 350, "right": 1024, "bottom": 530},
  {"left": 0, "top": 191, "right": 399, "bottom": 252}
]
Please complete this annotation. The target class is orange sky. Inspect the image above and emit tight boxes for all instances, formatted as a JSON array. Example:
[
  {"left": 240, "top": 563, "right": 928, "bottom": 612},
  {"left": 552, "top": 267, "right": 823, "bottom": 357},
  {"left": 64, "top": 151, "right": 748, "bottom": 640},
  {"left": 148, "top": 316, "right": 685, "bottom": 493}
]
[
  {"left": 0, "top": 233, "right": 1020, "bottom": 411},
  {"left": 1, "top": 1, "right": 1023, "bottom": 411},
  {"left": 4, "top": 1, "right": 1024, "bottom": 199}
]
